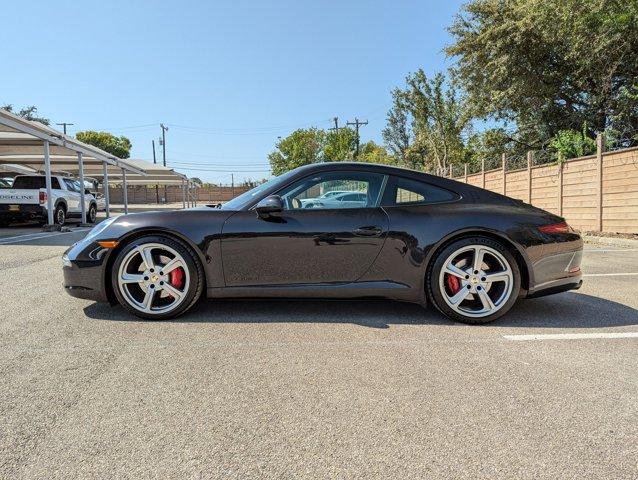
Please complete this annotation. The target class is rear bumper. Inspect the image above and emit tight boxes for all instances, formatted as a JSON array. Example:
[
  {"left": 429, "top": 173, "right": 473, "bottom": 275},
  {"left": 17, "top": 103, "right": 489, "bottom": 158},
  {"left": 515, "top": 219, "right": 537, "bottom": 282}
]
[
  {"left": 525, "top": 274, "right": 582, "bottom": 298},
  {"left": 525, "top": 246, "right": 583, "bottom": 298},
  {"left": 0, "top": 204, "right": 46, "bottom": 223}
]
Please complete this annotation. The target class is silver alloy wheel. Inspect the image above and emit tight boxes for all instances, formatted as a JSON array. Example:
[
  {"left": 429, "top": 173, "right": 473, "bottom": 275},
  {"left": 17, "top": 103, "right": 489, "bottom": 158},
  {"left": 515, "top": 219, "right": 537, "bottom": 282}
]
[
  {"left": 117, "top": 242, "right": 190, "bottom": 315},
  {"left": 438, "top": 245, "right": 514, "bottom": 318},
  {"left": 56, "top": 208, "right": 65, "bottom": 225}
]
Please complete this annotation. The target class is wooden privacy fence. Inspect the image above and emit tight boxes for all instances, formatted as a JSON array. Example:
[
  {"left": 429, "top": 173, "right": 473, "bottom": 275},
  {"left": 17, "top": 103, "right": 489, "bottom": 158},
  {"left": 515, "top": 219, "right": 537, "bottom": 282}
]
[{"left": 451, "top": 136, "right": 638, "bottom": 234}]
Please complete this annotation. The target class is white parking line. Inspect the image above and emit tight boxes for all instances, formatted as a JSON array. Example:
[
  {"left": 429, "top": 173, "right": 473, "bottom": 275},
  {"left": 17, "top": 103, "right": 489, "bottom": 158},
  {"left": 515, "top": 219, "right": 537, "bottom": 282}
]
[
  {"left": 584, "top": 248, "right": 638, "bottom": 252},
  {"left": 504, "top": 332, "right": 638, "bottom": 341},
  {"left": 583, "top": 273, "right": 638, "bottom": 277},
  {"left": 0, "top": 228, "right": 91, "bottom": 245}
]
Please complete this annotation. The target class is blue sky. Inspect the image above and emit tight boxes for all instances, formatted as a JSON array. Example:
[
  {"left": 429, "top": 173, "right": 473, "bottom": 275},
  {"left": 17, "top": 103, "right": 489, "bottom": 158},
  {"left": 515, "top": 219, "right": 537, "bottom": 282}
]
[{"left": 2, "top": 0, "right": 465, "bottom": 183}]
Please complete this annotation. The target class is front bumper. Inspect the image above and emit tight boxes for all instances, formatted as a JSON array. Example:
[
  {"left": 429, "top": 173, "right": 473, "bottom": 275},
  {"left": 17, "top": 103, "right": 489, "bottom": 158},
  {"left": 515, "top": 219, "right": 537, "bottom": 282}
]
[{"left": 62, "top": 241, "right": 111, "bottom": 302}]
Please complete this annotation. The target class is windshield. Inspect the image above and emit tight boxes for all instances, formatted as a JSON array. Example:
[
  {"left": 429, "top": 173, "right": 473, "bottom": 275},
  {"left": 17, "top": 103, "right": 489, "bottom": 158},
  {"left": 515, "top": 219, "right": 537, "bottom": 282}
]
[{"left": 219, "top": 168, "right": 299, "bottom": 210}]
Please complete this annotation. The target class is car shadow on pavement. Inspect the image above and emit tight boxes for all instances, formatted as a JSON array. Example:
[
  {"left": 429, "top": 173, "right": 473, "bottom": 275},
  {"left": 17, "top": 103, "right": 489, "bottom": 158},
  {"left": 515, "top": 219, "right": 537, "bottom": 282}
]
[{"left": 83, "top": 291, "right": 637, "bottom": 329}]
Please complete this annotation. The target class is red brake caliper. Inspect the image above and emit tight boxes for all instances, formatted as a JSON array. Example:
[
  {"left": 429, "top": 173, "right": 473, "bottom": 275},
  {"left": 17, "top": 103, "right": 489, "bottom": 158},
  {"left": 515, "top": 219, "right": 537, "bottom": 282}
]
[
  {"left": 446, "top": 273, "right": 461, "bottom": 295},
  {"left": 168, "top": 267, "right": 185, "bottom": 298}
]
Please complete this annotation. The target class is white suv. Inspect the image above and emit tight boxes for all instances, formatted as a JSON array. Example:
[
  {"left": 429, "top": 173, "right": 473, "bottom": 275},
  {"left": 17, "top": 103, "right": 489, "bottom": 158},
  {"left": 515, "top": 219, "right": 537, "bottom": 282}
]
[{"left": 0, "top": 175, "right": 98, "bottom": 226}]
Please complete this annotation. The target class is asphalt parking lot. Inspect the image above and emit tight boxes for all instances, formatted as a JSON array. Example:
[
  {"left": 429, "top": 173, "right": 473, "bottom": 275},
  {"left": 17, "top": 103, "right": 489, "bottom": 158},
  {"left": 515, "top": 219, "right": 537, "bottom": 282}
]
[{"left": 0, "top": 228, "right": 636, "bottom": 479}]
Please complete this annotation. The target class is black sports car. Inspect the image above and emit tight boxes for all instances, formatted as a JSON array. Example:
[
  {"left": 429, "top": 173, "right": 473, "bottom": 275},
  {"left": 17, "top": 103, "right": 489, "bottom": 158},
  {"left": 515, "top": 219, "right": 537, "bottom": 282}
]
[{"left": 63, "top": 162, "right": 583, "bottom": 324}]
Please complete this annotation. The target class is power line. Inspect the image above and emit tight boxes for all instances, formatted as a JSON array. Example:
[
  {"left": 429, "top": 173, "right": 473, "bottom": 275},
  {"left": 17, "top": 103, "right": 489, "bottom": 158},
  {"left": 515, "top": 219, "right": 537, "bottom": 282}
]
[
  {"left": 167, "top": 150, "right": 267, "bottom": 160},
  {"left": 166, "top": 118, "right": 332, "bottom": 136},
  {"left": 170, "top": 160, "right": 270, "bottom": 167},
  {"left": 67, "top": 123, "right": 158, "bottom": 134}
]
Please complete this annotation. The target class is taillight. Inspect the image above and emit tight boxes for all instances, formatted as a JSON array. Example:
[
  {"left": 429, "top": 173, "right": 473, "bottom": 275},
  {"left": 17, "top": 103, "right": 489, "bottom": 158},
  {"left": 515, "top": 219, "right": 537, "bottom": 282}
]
[
  {"left": 538, "top": 221, "right": 572, "bottom": 234},
  {"left": 39, "top": 191, "right": 47, "bottom": 204}
]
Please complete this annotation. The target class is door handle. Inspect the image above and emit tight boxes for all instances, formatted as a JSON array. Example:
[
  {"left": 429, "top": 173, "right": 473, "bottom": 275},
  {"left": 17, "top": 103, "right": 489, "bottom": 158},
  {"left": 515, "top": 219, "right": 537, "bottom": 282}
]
[{"left": 353, "top": 226, "right": 383, "bottom": 237}]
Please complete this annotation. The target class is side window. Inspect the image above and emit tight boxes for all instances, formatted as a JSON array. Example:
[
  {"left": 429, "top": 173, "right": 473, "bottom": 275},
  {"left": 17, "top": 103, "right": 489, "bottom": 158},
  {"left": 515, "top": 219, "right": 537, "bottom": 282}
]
[
  {"left": 63, "top": 179, "right": 78, "bottom": 192},
  {"left": 51, "top": 178, "right": 61, "bottom": 189},
  {"left": 277, "top": 171, "right": 386, "bottom": 210},
  {"left": 387, "top": 176, "right": 458, "bottom": 206}
]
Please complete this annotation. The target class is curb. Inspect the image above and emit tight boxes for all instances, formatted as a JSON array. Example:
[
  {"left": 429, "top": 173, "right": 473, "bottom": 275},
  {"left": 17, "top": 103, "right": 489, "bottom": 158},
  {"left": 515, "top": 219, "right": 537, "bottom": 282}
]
[{"left": 582, "top": 235, "right": 638, "bottom": 248}]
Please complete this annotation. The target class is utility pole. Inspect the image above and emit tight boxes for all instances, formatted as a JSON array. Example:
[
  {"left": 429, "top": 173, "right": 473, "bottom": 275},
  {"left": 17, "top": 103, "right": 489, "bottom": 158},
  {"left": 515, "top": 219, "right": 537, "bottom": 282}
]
[
  {"left": 152, "top": 140, "right": 159, "bottom": 204},
  {"left": 329, "top": 117, "right": 340, "bottom": 134},
  {"left": 152, "top": 140, "right": 157, "bottom": 164},
  {"left": 160, "top": 124, "right": 168, "bottom": 201},
  {"left": 231, "top": 173, "right": 235, "bottom": 197},
  {"left": 56, "top": 122, "right": 74, "bottom": 135},
  {"left": 346, "top": 117, "right": 368, "bottom": 158},
  {"left": 160, "top": 123, "right": 168, "bottom": 166}
]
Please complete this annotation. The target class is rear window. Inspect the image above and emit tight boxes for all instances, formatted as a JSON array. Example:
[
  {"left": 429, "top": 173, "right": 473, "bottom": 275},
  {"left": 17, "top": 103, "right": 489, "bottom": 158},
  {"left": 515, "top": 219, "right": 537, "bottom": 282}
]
[
  {"left": 384, "top": 176, "right": 458, "bottom": 206},
  {"left": 12, "top": 176, "right": 61, "bottom": 189}
]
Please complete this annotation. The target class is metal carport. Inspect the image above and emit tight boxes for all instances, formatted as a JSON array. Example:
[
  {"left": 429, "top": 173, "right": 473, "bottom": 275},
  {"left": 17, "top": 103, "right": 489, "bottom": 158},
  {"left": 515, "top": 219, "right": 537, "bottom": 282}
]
[
  {"left": 91, "top": 159, "right": 196, "bottom": 209},
  {"left": 0, "top": 108, "right": 146, "bottom": 227}
]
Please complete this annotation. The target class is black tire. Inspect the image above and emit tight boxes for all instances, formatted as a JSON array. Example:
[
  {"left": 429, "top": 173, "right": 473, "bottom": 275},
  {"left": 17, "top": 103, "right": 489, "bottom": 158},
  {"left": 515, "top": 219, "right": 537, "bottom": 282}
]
[
  {"left": 54, "top": 204, "right": 66, "bottom": 225},
  {"left": 427, "top": 236, "right": 521, "bottom": 324},
  {"left": 86, "top": 204, "right": 97, "bottom": 224},
  {"left": 111, "top": 234, "right": 204, "bottom": 320}
]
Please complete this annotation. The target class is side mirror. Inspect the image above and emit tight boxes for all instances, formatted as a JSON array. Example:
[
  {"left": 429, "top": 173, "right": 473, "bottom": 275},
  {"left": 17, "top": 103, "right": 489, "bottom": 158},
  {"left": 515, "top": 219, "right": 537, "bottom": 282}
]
[{"left": 255, "top": 195, "right": 283, "bottom": 218}]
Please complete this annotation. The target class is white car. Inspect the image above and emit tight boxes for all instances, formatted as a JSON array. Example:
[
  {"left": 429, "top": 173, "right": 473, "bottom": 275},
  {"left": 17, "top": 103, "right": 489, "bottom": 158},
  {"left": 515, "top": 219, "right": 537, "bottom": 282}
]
[
  {"left": 301, "top": 191, "right": 368, "bottom": 209},
  {"left": 0, "top": 175, "right": 98, "bottom": 226}
]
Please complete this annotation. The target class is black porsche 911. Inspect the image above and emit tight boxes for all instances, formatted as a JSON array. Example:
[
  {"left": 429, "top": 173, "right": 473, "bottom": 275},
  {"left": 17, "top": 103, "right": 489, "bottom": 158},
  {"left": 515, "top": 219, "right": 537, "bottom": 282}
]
[{"left": 63, "top": 162, "right": 583, "bottom": 324}]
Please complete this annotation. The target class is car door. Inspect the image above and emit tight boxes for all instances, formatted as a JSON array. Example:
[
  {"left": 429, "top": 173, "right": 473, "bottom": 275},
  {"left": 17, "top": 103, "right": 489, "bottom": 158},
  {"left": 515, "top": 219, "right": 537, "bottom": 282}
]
[
  {"left": 62, "top": 178, "right": 81, "bottom": 212},
  {"left": 220, "top": 170, "right": 389, "bottom": 286}
]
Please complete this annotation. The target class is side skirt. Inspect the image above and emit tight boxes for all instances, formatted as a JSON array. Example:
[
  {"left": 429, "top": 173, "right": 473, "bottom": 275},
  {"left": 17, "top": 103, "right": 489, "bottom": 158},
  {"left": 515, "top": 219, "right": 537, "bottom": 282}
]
[{"left": 207, "top": 280, "right": 421, "bottom": 303}]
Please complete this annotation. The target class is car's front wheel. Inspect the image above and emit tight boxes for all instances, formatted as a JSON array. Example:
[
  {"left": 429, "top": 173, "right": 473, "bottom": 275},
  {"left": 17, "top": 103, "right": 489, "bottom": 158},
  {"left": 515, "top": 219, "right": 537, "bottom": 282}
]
[
  {"left": 111, "top": 235, "right": 204, "bottom": 320},
  {"left": 54, "top": 204, "right": 66, "bottom": 225},
  {"left": 86, "top": 204, "right": 97, "bottom": 224},
  {"left": 427, "top": 237, "right": 520, "bottom": 324}
]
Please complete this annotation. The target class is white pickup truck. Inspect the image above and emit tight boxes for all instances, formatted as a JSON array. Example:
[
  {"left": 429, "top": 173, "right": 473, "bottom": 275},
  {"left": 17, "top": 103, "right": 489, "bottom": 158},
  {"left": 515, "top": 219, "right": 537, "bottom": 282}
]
[{"left": 0, "top": 175, "right": 98, "bottom": 226}]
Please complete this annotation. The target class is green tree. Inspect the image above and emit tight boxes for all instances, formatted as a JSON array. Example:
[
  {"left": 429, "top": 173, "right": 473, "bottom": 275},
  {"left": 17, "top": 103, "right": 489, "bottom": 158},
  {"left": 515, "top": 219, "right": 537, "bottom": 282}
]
[
  {"left": 268, "top": 128, "right": 326, "bottom": 175},
  {"left": 357, "top": 141, "right": 396, "bottom": 165},
  {"left": 549, "top": 125, "right": 596, "bottom": 161},
  {"left": 390, "top": 70, "right": 470, "bottom": 173},
  {"left": 2, "top": 104, "right": 50, "bottom": 125},
  {"left": 75, "top": 131, "right": 132, "bottom": 158},
  {"left": 324, "top": 127, "right": 357, "bottom": 161},
  {"left": 447, "top": 0, "right": 638, "bottom": 146},
  {"left": 465, "top": 128, "right": 518, "bottom": 167},
  {"left": 382, "top": 95, "right": 414, "bottom": 166}
]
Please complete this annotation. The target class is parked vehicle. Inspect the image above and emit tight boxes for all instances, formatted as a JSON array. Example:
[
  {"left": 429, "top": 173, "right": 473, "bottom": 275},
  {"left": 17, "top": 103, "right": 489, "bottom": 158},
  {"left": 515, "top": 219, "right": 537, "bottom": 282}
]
[
  {"left": 91, "top": 192, "right": 107, "bottom": 212},
  {"left": 301, "top": 191, "right": 368, "bottom": 209},
  {"left": 0, "top": 175, "right": 98, "bottom": 226},
  {"left": 63, "top": 162, "right": 583, "bottom": 324}
]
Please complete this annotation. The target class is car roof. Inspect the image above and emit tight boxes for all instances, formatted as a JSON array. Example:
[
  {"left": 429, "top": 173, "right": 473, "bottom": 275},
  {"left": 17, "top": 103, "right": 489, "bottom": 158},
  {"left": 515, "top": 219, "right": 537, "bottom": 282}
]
[{"left": 291, "top": 162, "right": 520, "bottom": 206}]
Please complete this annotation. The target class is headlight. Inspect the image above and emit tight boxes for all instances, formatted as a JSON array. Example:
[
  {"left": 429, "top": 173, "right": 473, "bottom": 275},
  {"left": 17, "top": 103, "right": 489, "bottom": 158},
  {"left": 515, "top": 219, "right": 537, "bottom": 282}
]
[
  {"left": 62, "top": 253, "right": 71, "bottom": 268},
  {"left": 84, "top": 216, "right": 117, "bottom": 241}
]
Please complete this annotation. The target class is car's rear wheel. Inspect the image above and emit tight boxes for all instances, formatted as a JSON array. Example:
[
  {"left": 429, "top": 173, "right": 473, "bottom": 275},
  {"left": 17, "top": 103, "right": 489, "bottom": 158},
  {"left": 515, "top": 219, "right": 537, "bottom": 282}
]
[
  {"left": 111, "top": 235, "right": 204, "bottom": 320},
  {"left": 427, "top": 237, "right": 520, "bottom": 324}
]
